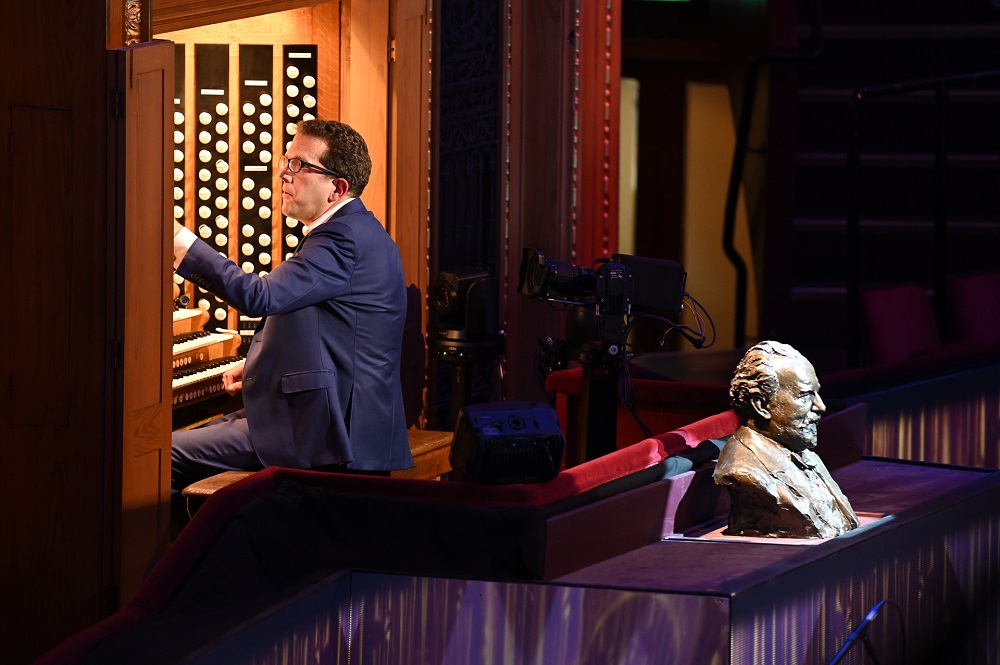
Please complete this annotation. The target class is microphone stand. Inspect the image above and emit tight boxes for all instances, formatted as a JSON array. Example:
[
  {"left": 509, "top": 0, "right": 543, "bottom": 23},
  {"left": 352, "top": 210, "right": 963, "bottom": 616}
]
[{"left": 828, "top": 599, "right": 888, "bottom": 665}]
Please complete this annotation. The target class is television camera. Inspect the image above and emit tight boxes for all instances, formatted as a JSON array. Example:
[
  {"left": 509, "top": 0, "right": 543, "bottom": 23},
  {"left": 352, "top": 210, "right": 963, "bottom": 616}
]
[
  {"left": 517, "top": 247, "right": 710, "bottom": 462},
  {"left": 517, "top": 247, "right": 693, "bottom": 355}
]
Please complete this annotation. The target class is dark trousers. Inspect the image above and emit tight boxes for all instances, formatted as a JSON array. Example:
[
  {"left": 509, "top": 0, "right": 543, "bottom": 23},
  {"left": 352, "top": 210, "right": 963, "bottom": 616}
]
[{"left": 171, "top": 409, "right": 264, "bottom": 494}]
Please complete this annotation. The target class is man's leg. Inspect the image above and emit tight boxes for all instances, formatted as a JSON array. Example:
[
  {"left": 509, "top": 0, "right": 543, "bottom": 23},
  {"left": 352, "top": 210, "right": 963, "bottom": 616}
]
[{"left": 171, "top": 409, "right": 264, "bottom": 494}]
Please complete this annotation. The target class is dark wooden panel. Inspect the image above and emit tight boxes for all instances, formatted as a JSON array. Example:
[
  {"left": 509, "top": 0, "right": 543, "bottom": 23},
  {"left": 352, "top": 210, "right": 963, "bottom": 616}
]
[
  {"left": 10, "top": 107, "right": 73, "bottom": 425},
  {"left": 3, "top": 105, "right": 109, "bottom": 665},
  {"left": 1, "top": 3, "right": 113, "bottom": 662}
]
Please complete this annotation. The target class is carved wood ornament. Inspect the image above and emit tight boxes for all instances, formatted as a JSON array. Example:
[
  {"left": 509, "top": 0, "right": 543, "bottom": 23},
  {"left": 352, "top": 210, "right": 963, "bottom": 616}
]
[{"left": 126, "top": 0, "right": 142, "bottom": 45}]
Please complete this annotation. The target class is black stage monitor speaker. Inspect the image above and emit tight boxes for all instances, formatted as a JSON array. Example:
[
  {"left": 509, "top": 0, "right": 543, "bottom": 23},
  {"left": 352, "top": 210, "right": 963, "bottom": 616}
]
[{"left": 450, "top": 401, "right": 566, "bottom": 484}]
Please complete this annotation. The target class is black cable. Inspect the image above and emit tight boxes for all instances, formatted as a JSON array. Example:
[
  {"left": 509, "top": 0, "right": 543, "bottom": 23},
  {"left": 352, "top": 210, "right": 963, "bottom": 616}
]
[
  {"left": 617, "top": 294, "right": 718, "bottom": 352},
  {"left": 628, "top": 298, "right": 715, "bottom": 351},
  {"left": 618, "top": 352, "right": 654, "bottom": 439}
]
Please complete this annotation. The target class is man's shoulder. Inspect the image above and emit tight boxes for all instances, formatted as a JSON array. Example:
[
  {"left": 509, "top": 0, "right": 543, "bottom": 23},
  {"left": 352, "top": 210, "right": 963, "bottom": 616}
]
[
  {"left": 716, "top": 427, "right": 787, "bottom": 476},
  {"left": 317, "top": 204, "right": 387, "bottom": 238}
]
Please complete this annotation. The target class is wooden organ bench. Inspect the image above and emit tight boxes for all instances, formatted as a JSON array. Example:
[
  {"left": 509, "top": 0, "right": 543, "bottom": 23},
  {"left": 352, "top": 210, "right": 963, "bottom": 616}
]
[{"left": 182, "top": 428, "right": 455, "bottom": 515}]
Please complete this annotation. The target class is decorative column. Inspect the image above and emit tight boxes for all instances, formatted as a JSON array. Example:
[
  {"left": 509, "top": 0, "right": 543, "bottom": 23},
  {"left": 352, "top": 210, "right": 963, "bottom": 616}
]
[
  {"left": 575, "top": 0, "right": 620, "bottom": 263},
  {"left": 109, "top": 0, "right": 151, "bottom": 48}
]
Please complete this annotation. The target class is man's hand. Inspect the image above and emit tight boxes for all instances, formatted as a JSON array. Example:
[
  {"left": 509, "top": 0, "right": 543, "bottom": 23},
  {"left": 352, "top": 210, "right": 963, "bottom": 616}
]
[
  {"left": 174, "top": 220, "right": 185, "bottom": 237},
  {"left": 222, "top": 360, "right": 246, "bottom": 395}
]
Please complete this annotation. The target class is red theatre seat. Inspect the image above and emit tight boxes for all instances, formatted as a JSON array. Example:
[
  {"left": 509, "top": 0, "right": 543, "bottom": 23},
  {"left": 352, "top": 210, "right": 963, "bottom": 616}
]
[
  {"left": 948, "top": 271, "right": 1000, "bottom": 344},
  {"left": 862, "top": 284, "right": 942, "bottom": 365},
  {"left": 544, "top": 365, "right": 731, "bottom": 461}
]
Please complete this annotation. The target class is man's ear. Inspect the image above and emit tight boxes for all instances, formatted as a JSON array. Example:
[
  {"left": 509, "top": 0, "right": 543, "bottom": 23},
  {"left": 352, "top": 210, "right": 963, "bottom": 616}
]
[
  {"left": 326, "top": 177, "right": 349, "bottom": 202},
  {"left": 750, "top": 396, "right": 771, "bottom": 425},
  {"left": 333, "top": 177, "right": 350, "bottom": 198}
]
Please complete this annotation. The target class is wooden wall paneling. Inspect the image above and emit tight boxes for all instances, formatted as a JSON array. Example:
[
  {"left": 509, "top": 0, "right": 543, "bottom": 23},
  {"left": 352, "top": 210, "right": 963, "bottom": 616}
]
[
  {"left": 2, "top": 0, "right": 112, "bottom": 660},
  {"left": 155, "top": 6, "right": 332, "bottom": 46},
  {"left": 109, "top": 1, "right": 126, "bottom": 48},
  {"left": 389, "top": 0, "right": 431, "bottom": 289},
  {"left": 502, "top": 0, "right": 576, "bottom": 403},
  {"left": 312, "top": 2, "right": 342, "bottom": 122},
  {"left": 8, "top": 109, "right": 74, "bottom": 426},
  {"left": 4, "top": 106, "right": 108, "bottom": 663},
  {"left": 389, "top": 0, "right": 432, "bottom": 423},
  {"left": 153, "top": 0, "right": 331, "bottom": 34},
  {"left": 109, "top": 40, "right": 175, "bottom": 605},
  {"left": 340, "top": 0, "right": 390, "bottom": 224}
]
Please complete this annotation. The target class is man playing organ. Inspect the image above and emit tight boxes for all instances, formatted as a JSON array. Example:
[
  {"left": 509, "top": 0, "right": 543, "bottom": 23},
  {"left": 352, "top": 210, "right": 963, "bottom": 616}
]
[{"left": 170, "top": 119, "right": 414, "bottom": 520}]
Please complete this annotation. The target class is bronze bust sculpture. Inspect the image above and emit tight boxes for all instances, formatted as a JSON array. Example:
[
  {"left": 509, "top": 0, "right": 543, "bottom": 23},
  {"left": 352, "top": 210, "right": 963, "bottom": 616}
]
[{"left": 713, "top": 341, "right": 860, "bottom": 538}]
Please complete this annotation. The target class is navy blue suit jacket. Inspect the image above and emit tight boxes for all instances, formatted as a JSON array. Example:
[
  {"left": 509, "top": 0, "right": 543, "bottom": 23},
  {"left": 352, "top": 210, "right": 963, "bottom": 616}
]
[{"left": 177, "top": 199, "right": 414, "bottom": 471}]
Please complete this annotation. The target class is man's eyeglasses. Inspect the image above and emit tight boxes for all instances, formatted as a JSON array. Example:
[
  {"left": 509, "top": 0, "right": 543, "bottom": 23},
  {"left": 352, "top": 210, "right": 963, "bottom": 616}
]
[{"left": 279, "top": 155, "right": 341, "bottom": 178}]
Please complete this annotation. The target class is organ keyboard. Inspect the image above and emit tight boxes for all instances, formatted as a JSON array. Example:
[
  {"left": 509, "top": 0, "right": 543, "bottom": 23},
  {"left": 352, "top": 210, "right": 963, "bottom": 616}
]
[
  {"left": 173, "top": 330, "right": 240, "bottom": 370},
  {"left": 172, "top": 308, "right": 242, "bottom": 411},
  {"left": 172, "top": 355, "right": 244, "bottom": 406}
]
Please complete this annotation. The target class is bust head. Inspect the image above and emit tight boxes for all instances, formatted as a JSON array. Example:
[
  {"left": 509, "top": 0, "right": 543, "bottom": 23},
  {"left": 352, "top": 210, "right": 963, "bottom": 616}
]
[{"left": 730, "top": 341, "right": 826, "bottom": 453}]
